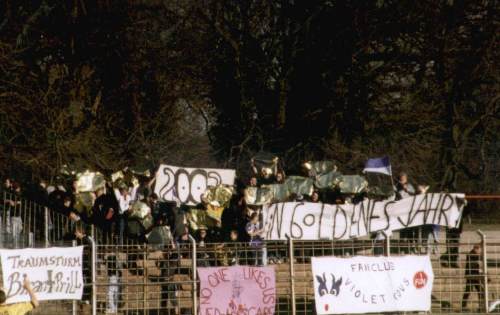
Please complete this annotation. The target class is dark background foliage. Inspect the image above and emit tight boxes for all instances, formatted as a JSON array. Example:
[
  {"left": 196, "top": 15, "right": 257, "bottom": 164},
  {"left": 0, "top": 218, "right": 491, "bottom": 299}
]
[{"left": 0, "top": 1, "right": 498, "bottom": 202}]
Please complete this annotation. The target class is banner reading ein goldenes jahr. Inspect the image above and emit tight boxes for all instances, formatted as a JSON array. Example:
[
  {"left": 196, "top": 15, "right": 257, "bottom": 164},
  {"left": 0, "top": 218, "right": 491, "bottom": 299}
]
[
  {"left": 0, "top": 246, "right": 84, "bottom": 304},
  {"left": 263, "top": 193, "right": 465, "bottom": 240},
  {"left": 311, "top": 255, "right": 434, "bottom": 314}
]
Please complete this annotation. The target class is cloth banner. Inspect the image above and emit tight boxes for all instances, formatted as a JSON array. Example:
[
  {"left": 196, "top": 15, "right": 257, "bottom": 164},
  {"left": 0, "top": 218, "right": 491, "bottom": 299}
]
[
  {"left": 0, "top": 247, "right": 84, "bottom": 304},
  {"left": 363, "top": 156, "right": 392, "bottom": 176},
  {"left": 154, "top": 164, "right": 235, "bottom": 205},
  {"left": 198, "top": 265, "right": 276, "bottom": 315},
  {"left": 311, "top": 255, "right": 434, "bottom": 314},
  {"left": 263, "top": 193, "right": 465, "bottom": 240}
]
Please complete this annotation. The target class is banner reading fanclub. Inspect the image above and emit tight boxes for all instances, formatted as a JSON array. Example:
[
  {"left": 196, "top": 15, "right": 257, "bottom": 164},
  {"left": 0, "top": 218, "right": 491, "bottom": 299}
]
[
  {"left": 263, "top": 193, "right": 465, "bottom": 240},
  {"left": 0, "top": 247, "right": 84, "bottom": 304},
  {"left": 198, "top": 266, "right": 276, "bottom": 315},
  {"left": 312, "top": 256, "right": 434, "bottom": 314}
]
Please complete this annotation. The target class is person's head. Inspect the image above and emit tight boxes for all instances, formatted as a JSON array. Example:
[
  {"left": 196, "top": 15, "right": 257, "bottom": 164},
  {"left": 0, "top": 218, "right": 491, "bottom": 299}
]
[
  {"left": 260, "top": 168, "right": 272, "bottom": 179},
  {"left": 473, "top": 244, "right": 481, "bottom": 254},
  {"left": 200, "top": 227, "right": 207, "bottom": 239},
  {"left": 398, "top": 172, "right": 408, "bottom": 184},
  {"left": 119, "top": 187, "right": 128, "bottom": 196},
  {"left": 181, "top": 227, "right": 190, "bottom": 240},
  {"left": 3, "top": 178, "right": 12, "bottom": 189},
  {"left": 63, "top": 196, "right": 72, "bottom": 208},
  {"left": 276, "top": 172, "right": 285, "bottom": 183},
  {"left": 12, "top": 182, "right": 21, "bottom": 193},
  {"left": 148, "top": 193, "right": 159, "bottom": 206},
  {"left": 230, "top": 229, "right": 238, "bottom": 241},
  {"left": 249, "top": 176, "right": 258, "bottom": 187},
  {"left": 95, "top": 187, "right": 105, "bottom": 197},
  {"left": 311, "top": 191, "right": 320, "bottom": 202},
  {"left": 39, "top": 179, "right": 47, "bottom": 189},
  {"left": 0, "top": 288, "right": 6, "bottom": 305},
  {"left": 69, "top": 211, "right": 80, "bottom": 222},
  {"left": 250, "top": 212, "right": 259, "bottom": 224}
]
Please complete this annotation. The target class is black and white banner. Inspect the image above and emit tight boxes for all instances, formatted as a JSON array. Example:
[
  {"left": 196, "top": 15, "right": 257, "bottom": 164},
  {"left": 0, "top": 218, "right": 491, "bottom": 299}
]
[
  {"left": 312, "top": 255, "right": 434, "bottom": 314},
  {"left": 263, "top": 193, "right": 465, "bottom": 240},
  {"left": 0, "top": 247, "right": 84, "bottom": 304},
  {"left": 154, "top": 164, "right": 236, "bottom": 205}
]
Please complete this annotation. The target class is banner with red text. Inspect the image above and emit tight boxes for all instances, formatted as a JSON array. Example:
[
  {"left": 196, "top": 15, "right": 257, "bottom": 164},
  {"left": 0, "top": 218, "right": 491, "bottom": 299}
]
[
  {"left": 0, "top": 246, "right": 84, "bottom": 304},
  {"left": 198, "top": 265, "right": 276, "bottom": 315},
  {"left": 311, "top": 255, "right": 433, "bottom": 314}
]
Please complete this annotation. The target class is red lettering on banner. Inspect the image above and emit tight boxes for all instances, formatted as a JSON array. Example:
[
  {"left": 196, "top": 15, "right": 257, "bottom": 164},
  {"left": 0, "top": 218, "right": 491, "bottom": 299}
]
[{"left": 208, "top": 268, "right": 230, "bottom": 287}]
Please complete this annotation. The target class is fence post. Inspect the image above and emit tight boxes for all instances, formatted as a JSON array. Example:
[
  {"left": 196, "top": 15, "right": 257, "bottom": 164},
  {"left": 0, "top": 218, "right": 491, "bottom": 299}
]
[
  {"left": 477, "top": 230, "right": 489, "bottom": 313},
  {"left": 384, "top": 232, "right": 390, "bottom": 257},
  {"left": 143, "top": 245, "right": 147, "bottom": 311},
  {"left": 87, "top": 236, "right": 97, "bottom": 315},
  {"left": 189, "top": 235, "right": 198, "bottom": 315},
  {"left": 287, "top": 236, "right": 297, "bottom": 315},
  {"left": 44, "top": 207, "right": 49, "bottom": 247},
  {"left": 72, "top": 240, "right": 77, "bottom": 315}
]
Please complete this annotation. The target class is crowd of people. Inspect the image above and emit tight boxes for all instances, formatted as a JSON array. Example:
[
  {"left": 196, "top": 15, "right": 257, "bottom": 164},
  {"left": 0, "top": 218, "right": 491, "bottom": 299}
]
[
  {"left": 0, "top": 163, "right": 459, "bottom": 261},
  {"left": 0, "top": 163, "right": 484, "bottom": 314}
]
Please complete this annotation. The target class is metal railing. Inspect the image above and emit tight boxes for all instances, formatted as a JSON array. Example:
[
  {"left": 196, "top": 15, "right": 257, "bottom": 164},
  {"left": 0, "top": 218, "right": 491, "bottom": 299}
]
[{"left": 2, "top": 189, "right": 500, "bottom": 314}]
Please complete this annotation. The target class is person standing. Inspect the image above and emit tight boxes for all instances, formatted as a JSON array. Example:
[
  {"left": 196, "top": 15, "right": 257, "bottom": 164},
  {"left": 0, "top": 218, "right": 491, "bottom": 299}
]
[
  {"left": 106, "top": 256, "right": 121, "bottom": 314},
  {"left": 92, "top": 187, "right": 118, "bottom": 244},
  {"left": 114, "top": 185, "right": 138, "bottom": 245},
  {"left": 395, "top": 172, "right": 416, "bottom": 253},
  {"left": 0, "top": 276, "right": 39, "bottom": 315},
  {"left": 462, "top": 244, "right": 484, "bottom": 310},
  {"left": 395, "top": 172, "right": 415, "bottom": 199},
  {"left": 246, "top": 212, "right": 264, "bottom": 266}
]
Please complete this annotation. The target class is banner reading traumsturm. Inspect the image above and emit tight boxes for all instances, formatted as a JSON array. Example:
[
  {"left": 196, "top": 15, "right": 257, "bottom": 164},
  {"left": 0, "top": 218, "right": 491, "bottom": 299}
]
[
  {"left": 263, "top": 193, "right": 465, "bottom": 240},
  {"left": 198, "top": 265, "right": 276, "bottom": 315},
  {"left": 0, "top": 247, "right": 84, "bottom": 304},
  {"left": 154, "top": 164, "right": 236, "bottom": 205},
  {"left": 311, "top": 255, "right": 434, "bottom": 314}
]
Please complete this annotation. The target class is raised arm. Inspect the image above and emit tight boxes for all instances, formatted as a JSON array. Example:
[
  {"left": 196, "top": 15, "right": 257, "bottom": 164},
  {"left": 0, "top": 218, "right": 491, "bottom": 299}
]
[
  {"left": 23, "top": 276, "right": 39, "bottom": 309},
  {"left": 113, "top": 188, "right": 121, "bottom": 201}
]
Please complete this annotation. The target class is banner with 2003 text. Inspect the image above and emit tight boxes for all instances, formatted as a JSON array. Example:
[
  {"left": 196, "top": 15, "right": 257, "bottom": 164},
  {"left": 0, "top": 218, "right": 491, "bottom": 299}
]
[
  {"left": 154, "top": 164, "right": 236, "bottom": 206},
  {"left": 312, "top": 255, "right": 434, "bottom": 314},
  {"left": 198, "top": 265, "right": 276, "bottom": 315},
  {"left": 0, "top": 246, "right": 84, "bottom": 304},
  {"left": 263, "top": 193, "right": 465, "bottom": 240}
]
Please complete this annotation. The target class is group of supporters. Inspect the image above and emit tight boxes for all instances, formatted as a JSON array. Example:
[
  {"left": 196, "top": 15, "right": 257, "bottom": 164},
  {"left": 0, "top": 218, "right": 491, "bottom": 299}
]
[
  {"left": 1, "top": 167, "right": 450, "bottom": 252},
  {"left": 0, "top": 163, "right": 483, "bottom": 313}
]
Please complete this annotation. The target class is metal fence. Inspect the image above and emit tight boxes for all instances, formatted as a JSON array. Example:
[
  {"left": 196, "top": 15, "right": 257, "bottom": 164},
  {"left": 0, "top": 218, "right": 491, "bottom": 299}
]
[
  {"left": 2, "top": 189, "right": 500, "bottom": 314},
  {"left": 16, "top": 235, "right": 496, "bottom": 315}
]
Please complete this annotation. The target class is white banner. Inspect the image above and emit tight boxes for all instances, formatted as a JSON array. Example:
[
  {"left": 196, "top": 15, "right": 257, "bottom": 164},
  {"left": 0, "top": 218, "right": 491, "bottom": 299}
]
[
  {"left": 263, "top": 193, "right": 465, "bottom": 240},
  {"left": 154, "top": 164, "right": 236, "bottom": 205},
  {"left": 0, "top": 247, "right": 84, "bottom": 304},
  {"left": 312, "top": 255, "right": 434, "bottom": 314}
]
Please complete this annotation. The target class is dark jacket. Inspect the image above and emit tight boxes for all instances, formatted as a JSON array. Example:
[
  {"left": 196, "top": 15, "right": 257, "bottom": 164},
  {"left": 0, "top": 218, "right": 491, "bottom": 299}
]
[
  {"left": 92, "top": 193, "right": 118, "bottom": 226},
  {"left": 465, "top": 249, "right": 481, "bottom": 276}
]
